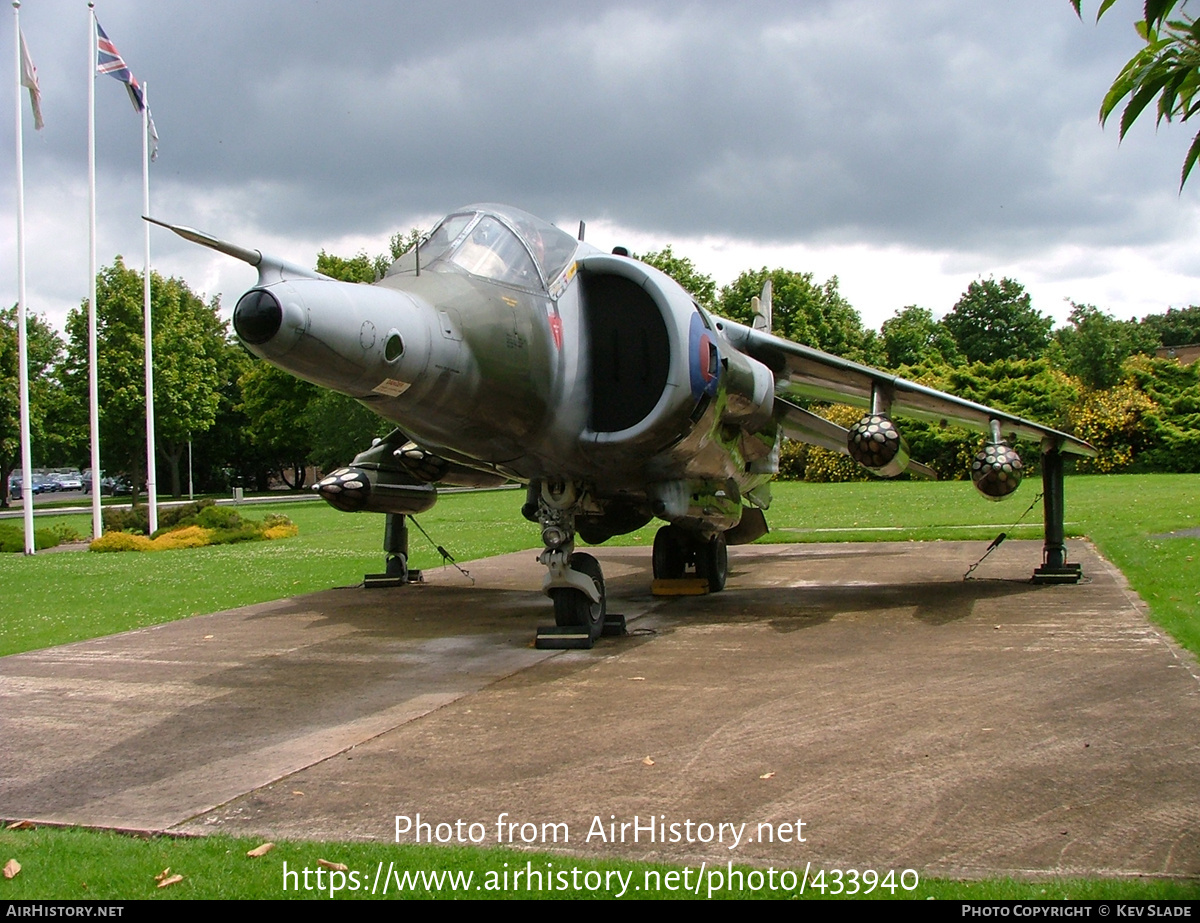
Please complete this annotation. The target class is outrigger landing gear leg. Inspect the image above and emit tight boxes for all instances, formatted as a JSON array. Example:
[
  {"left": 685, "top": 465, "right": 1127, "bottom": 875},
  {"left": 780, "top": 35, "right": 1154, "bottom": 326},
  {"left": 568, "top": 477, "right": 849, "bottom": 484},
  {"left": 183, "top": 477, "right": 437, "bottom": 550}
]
[
  {"left": 1032, "top": 447, "right": 1082, "bottom": 584},
  {"left": 364, "top": 513, "right": 423, "bottom": 587}
]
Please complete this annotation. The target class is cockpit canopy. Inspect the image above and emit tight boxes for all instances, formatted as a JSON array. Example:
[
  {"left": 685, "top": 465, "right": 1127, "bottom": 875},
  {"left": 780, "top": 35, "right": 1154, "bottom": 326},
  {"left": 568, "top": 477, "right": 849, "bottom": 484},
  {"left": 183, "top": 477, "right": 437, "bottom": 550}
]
[{"left": 387, "top": 204, "right": 578, "bottom": 293}]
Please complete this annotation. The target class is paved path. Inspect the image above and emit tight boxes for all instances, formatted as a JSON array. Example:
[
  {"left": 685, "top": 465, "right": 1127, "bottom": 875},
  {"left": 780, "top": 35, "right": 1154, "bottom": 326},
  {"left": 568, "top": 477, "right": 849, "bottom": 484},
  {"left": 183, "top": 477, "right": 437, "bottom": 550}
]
[{"left": 1, "top": 540, "right": 1196, "bottom": 879}]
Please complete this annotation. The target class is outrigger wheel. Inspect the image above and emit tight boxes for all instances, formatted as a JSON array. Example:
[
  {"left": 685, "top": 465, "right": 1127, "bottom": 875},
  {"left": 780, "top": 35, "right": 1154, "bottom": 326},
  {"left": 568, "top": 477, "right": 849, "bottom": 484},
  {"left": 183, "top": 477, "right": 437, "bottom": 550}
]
[{"left": 552, "top": 552, "right": 606, "bottom": 642}]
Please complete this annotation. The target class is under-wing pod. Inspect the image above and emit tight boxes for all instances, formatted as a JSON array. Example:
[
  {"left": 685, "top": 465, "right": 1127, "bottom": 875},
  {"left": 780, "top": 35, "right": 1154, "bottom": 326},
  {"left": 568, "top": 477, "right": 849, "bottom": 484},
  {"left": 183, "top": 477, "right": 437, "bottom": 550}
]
[
  {"left": 392, "top": 441, "right": 509, "bottom": 489},
  {"left": 314, "top": 431, "right": 438, "bottom": 516},
  {"left": 846, "top": 413, "right": 911, "bottom": 478},
  {"left": 314, "top": 466, "right": 437, "bottom": 516},
  {"left": 971, "top": 442, "right": 1023, "bottom": 501}
]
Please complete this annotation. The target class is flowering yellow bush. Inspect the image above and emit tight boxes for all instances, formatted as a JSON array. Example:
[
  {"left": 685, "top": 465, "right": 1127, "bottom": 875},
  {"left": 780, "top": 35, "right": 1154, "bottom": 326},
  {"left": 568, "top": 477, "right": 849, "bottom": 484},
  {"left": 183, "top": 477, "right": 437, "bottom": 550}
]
[
  {"left": 89, "top": 511, "right": 299, "bottom": 552},
  {"left": 802, "top": 404, "right": 872, "bottom": 483},
  {"left": 1069, "top": 385, "right": 1157, "bottom": 473},
  {"left": 89, "top": 532, "right": 154, "bottom": 553},
  {"left": 150, "top": 525, "right": 212, "bottom": 550}
]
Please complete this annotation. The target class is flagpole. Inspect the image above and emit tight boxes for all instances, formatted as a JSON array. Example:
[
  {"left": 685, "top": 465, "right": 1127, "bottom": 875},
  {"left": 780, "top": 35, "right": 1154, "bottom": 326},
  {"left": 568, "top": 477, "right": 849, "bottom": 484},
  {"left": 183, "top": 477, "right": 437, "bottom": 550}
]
[
  {"left": 142, "top": 80, "right": 157, "bottom": 533},
  {"left": 13, "top": 1, "right": 34, "bottom": 555},
  {"left": 87, "top": 3, "right": 101, "bottom": 539}
]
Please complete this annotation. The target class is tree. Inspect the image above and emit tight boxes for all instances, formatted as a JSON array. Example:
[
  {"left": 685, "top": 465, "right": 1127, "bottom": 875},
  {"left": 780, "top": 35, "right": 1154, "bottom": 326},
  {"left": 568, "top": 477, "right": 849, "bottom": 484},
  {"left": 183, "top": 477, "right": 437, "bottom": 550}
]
[
  {"left": 379, "top": 229, "right": 423, "bottom": 279},
  {"left": 1074, "top": 1, "right": 1200, "bottom": 187},
  {"left": 62, "top": 258, "right": 225, "bottom": 503},
  {"left": 317, "top": 228, "right": 425, "bottom": 284},
  {"left": 315, "top": 250, "right": 377, "bottom": 283},
  {"left": 154, "top": 280, "right": 227, "bottom": 496},
  {"left": 941, "top": 277, "right": 1053, "bottom": 363},
  {"left": 306, "top": 389, "right": 391, "bottom": 472},
  {"left": 237, "top": 360, "right": 319, "bottom": 488},
  {"left": 0, "top": 308, "right": 65, "bottom": 506},
  {"left": 880, "top": 305, "right": 961, "bottom": 368},
  {"left": 636, "top": 246, "right": 717, "bottom": 310},
  {"left": 1117, "top": 353, "right": 1200, "bottom": 471},
  {"left": 1140, "top": 303, "right": 1200, "bottom": 346},
  {"left": 1054, "top": 302, "right": 1157, "bottom": 389},
  {"left": 898, "top": 357, "right": 1081, "bottom": 479},
  {"left": 719, "top": 268, "right": 876, "bottom": 361},
  {"left": 182, "top": 336, "right": 267, "bottom": 493}
]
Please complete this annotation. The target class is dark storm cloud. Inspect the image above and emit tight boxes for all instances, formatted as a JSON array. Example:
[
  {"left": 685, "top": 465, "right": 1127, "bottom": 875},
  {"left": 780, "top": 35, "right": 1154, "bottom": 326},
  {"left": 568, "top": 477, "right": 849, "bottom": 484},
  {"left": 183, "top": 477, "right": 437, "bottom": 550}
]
[
  {"left": 147, "top": 0, "right": 1155, "bottom": 251},
  {"left": 2, "top": 0, "right": 1194, "bottom": 308}
]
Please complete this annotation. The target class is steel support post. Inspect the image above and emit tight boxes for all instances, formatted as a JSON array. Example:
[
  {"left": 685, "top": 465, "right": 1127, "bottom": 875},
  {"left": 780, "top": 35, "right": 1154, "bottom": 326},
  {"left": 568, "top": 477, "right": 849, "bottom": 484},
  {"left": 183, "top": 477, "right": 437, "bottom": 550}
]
[
  {"left": 1032, "top": 448, "right": 1082, "bottom": 584},
  {"left": 383, "top": 513, "right": 409, "bottom": 579},
  {"left": 364, "top": 513, "right": 420, "bottom": 587}
]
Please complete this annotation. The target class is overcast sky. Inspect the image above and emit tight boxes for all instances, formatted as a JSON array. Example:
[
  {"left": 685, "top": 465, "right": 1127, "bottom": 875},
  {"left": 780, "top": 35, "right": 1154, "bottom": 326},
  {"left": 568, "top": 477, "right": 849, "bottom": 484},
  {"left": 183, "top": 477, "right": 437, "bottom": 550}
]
[{"left": 3, "top": 0, "right": 1198, "bottom": 335}]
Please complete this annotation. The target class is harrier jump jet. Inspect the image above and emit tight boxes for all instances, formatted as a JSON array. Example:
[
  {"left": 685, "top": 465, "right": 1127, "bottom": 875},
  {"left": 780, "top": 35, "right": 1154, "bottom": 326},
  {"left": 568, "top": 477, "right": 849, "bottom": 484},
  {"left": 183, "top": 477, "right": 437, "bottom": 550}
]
[{"left": 151, "top": 205, "right": 1094, "bottom": 646}]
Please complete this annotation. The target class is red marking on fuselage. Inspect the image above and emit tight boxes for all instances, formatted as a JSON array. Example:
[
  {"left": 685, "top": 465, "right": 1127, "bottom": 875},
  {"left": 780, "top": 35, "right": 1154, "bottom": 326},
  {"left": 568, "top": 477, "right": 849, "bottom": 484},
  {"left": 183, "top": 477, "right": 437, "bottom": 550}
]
[{"left": 698, "top": 333, "right": 715, "bottom": 382}]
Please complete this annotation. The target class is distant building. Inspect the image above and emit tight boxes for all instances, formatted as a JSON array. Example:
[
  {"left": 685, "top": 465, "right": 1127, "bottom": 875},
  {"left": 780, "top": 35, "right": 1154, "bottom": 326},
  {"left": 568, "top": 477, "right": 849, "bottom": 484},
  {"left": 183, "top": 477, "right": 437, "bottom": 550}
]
[{"left": 1155, "top": 343, "right": 1200, "bottom": 365}]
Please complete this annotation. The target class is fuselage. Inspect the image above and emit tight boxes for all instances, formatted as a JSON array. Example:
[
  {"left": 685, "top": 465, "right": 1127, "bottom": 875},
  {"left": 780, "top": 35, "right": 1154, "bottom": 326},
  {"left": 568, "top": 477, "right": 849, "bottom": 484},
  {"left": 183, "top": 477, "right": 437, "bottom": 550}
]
[{"left": 234, "top": 204, "right": 779, "bottom": 536}]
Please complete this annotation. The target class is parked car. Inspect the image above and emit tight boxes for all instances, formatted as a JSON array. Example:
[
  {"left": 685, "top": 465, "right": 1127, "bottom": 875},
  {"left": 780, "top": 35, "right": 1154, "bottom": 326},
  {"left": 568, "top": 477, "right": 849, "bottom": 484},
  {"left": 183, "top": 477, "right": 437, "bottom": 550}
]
[
  {"left": 7, "top": 473, "right": 51, "bottom": 499},
  {"left": 51, "top": 472, "right": 83, "bottom": 491},
  {"left": 82, "top": 471, "right": 107, "bottom": 495}
]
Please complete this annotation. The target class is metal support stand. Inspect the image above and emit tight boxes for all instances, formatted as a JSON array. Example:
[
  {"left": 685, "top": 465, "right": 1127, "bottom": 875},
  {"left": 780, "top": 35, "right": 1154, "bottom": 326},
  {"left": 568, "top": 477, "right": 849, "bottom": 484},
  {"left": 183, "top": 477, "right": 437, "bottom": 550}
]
[
  {"left": 364, "top": 513, "right": 422, "bottom": 587},
  {"left": 1032, "top": 448, "right": 1082, "bottom": 584}
]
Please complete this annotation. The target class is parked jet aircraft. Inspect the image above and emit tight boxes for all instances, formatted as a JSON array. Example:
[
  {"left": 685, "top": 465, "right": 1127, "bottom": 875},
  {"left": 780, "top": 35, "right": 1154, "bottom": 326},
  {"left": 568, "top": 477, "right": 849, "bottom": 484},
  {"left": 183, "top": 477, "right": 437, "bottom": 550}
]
[{"left": 151, "top": 205, "right": 1094, "bottom": 645}]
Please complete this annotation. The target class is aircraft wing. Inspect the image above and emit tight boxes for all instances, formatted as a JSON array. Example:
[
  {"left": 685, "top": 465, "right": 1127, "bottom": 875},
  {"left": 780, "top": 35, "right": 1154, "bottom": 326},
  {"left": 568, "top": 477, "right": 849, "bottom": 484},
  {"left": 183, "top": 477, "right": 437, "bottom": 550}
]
[
  {"left": 718, "top": 318, "right": 1096, "bottom": 457},
  {"left": 774, "top": 395, "right": 939, "bottom": 478}
]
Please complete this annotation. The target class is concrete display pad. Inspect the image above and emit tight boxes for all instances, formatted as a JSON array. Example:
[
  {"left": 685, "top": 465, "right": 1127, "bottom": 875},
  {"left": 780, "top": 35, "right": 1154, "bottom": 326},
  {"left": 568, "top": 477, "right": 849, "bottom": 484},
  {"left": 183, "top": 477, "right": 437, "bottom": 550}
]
[{"left": 1, "top": 540, "right": 1197, "bottom": 879}]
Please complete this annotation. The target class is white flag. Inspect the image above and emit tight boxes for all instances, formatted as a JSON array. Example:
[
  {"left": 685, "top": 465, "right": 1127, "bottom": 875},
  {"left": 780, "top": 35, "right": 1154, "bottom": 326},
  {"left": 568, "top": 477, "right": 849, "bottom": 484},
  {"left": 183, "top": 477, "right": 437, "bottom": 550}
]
[
  {"left": 147, "top": 108, "right": 159, "bottom": 161},
  {"left": 19, "top": 30, "right": 43, "bottom": 131}
]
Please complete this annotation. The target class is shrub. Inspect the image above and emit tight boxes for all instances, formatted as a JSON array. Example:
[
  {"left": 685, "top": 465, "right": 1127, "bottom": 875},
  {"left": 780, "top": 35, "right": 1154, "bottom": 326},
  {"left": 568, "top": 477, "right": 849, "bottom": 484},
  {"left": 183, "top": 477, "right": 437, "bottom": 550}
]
[
  {"left": 149, "top": 525, "right": 212, "bottom": 550},
  {"left": 800, "top": 404, "right": 871, "bottom": 484},
  {"left": 197, "top": 505, "right": 243, "bottom": 530},
  {"left": 102, "top": 506, "right": 148, "bottom": 535},
  {"left": 153, "top": 499, "right": 216, "bottom": 535},
  {"left": 0, "top": 524, "right": 62, "bottom": 552},
  {"left": 777, "top": 439, "right": 808, "bottom": 480},
  {"left": 204, "top": 524, "right": 264, "bottom": 545},
  {"left": 49, "top": 523, "right": 83, "bottom": 544},
  {"left": 88, "top": 507, "right": 298, "bottom": 552},
  {"left": 1069, "top": 385, "right": 1158, "bottom": 473},
  {"left": 89, "top": 532, "right": 154, "bottom": 553}
]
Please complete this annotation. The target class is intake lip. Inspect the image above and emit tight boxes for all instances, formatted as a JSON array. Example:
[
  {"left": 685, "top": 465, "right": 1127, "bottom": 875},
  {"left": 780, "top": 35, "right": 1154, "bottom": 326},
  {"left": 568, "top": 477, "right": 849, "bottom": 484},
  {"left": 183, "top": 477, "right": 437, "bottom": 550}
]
[{"left": 233, "top": 288, "right": 283, "bottom": 345}]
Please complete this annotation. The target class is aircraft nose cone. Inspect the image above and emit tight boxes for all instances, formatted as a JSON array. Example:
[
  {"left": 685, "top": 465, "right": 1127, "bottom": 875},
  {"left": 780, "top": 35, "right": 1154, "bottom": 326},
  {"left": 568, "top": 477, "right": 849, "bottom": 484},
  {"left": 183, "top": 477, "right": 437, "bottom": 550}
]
[{"left": 234, "top": 289, "right": 283, "bottom": 345}]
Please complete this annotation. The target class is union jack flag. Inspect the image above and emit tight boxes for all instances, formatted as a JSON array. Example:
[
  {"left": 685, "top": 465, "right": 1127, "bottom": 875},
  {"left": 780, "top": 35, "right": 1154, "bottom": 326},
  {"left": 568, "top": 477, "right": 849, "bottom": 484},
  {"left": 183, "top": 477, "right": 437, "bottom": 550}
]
[
  {"left": 95, "top": 20, "right": 144, "bottom": 112},
  {"left": 95, "top": 19, "right": 158, "bottom": 158}
]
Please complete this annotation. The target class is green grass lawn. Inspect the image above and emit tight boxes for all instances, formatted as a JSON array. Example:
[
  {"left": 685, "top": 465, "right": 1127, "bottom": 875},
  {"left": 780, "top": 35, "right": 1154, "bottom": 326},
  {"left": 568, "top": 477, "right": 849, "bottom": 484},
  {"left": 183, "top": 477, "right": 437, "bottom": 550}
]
[
  {"left": 2, "top": 475, "right": 1195, "bottom": 658},
  {"left": 0, "top": 828, "right": 1195, "bottom": 900},
  {"left": 1, "top": 474, "right": 1197, "bottom": 900}
]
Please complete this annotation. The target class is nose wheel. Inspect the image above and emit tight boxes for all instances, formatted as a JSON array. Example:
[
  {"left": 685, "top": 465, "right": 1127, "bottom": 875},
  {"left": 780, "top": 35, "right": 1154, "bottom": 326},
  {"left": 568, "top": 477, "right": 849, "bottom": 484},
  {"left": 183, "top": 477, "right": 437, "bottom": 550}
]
[
  {"left": 535, "top": 482, "right": 617, "bottom": 649},
  {"left": 551, "top": 552, "right": 606, "bottom": 639}
]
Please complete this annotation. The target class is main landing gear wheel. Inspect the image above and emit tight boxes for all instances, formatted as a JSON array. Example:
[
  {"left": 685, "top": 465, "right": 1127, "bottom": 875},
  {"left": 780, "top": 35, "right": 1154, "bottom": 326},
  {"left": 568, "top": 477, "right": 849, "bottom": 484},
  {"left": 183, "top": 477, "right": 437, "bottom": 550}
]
[
  {"left": 695, "top": 533, "right": 728, "bottom": 592},
  {"left": 652, "top": 525, "right": 687, "bottom": 579},
  {"left": 552, "top": 552, "right": 606, "bottom": 641}
]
